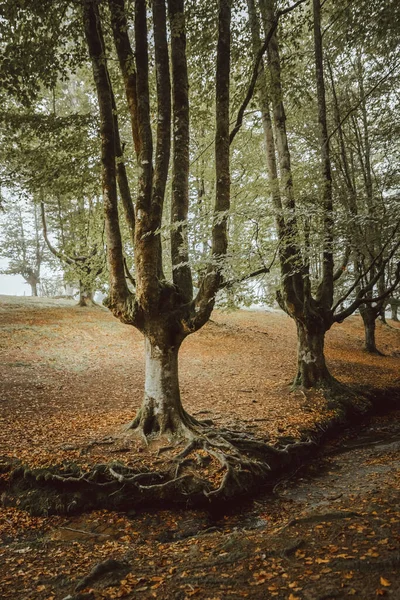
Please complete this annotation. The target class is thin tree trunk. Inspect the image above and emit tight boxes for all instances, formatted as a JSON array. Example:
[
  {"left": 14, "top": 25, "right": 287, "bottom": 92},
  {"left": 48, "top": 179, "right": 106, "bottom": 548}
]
[
  {"left": 108, "top": 0, "right": 141, "bottom": 156},
  {"left": 168, "top": 0, "right": 193, "bottom": 302},
  {"left": 313, "top": 0, "right": 334, "bottom": 307},
  {"left": 192, "top": 0, "right": 231, "bottom": 328},
  {"left": 83, "top": 0, "right": 128, "bottom": 307},
  {"left": 259, "top": 0, "right": 303, "bottom": 302},
  {"left": 134, "top": 0, "right": 163, "bottom": 307},
  {"left": 246, "top": 0, "right": 286, "bottom": 271}
]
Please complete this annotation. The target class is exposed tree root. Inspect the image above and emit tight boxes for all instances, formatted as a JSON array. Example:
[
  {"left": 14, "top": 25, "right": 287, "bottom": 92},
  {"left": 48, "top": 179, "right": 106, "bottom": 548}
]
[
  {"left": 2, "top": 385, "right": 398, "bottom": 516},
  {"left": 330, "top": 553, "right": 400, "bottom": 572},
  {"left": 75, "top": 558, "right": 129, "bottom": 592},
  {"left": 285, "top": 510, "right": 361, "bottom": 529},
  {"left": 282, "top": 538, "right": 305, "bottom": 557},
  {"left": 0, "top": 422, "right": 315, "bottom": 515}
]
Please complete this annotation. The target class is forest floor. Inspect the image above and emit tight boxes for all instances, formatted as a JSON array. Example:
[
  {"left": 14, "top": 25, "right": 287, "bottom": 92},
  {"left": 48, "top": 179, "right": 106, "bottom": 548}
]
[{"left": 0, "top": 295, "right": 399, "bottom": 599}]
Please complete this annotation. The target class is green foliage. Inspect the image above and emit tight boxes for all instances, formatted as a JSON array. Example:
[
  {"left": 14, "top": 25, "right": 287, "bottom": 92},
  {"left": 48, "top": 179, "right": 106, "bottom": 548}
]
[{"left": 0, "top": 0, "right": 398, "bottom": 307}]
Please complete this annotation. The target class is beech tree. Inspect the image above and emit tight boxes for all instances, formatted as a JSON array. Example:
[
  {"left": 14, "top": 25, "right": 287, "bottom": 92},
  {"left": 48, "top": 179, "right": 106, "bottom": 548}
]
[
  {"left": 0, "top": 78, "right": 107, "bottom": 303},
  {"left": 81, "top": 0, "right": 233, "bottom": 437},
  {"left": 41, "top": 198, "right": 105, "bottom": 306},
  {"left": 326, "top": 30, "right": 400, "bottom": 354},
  {"left": 389, "top": 297, "right": 400, "bottom": 322},
  {"left": 246, "top": 0, "right": 400, "bottom": 389}
]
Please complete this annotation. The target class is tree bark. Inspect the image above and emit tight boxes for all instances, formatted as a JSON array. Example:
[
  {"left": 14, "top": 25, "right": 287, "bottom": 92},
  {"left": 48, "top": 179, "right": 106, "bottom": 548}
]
[
  {"left": 390, "top": 300, "right": 399, "bottom": 322},
  {"left": 360, "top": 304, "right": 381, "bottom": 354},
  {"left": 78, "top": 282, "right": 96, "bottom": 307},
  {"left": 294, "top": 320, "right": 332, "bottom": 388},
  {"left": 130, "top": 335, "right": 195, "bottom": 436}
]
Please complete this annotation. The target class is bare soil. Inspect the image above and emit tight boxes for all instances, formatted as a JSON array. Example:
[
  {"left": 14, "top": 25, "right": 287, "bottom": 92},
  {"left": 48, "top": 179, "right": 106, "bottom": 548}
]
[{"left": 0, "top": 296, "right": 399, "bottom": 599}]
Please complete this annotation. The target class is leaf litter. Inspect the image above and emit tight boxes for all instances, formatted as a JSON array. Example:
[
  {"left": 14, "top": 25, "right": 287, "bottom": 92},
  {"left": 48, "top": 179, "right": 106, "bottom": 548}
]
[{"left": 0, "top": 296, "right": 399, "bottom": 599}]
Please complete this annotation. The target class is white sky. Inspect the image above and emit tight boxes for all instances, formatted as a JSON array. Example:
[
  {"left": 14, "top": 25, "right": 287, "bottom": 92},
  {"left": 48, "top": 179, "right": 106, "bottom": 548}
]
[
  {"left": 0, "top": 259, "right": 28, "bottom": 296},
  {"left": 0, "top": 274, "right": 28, "bottom": 295}
]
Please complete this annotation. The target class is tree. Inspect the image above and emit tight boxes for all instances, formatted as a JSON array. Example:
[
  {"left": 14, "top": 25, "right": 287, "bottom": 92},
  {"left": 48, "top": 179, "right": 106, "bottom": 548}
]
[
  {"left": 325, "top": 23, "right": 400, "bottom": 354},
  {"left": 81, "top": 0, "right": 232, "bottom": 437},
  {"left": 389, "top": 297, "right": 400, "bottom": 322},
  {"left": 0, "top": 72, "right": 108, "bottom": 304},
  {"left": 41, "top": 196, "right": 105, "bottom": 306},
  {"left": 0, "top": 200, "right": 46, "bottom": 296},
  {"left": 245, "top": 0, "right": 400, "bottom": 389}
]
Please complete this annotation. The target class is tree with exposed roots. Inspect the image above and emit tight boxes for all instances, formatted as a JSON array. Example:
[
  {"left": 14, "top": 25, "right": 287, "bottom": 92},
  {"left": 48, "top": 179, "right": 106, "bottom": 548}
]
[
  {"left": 82, "top": 0, "right": 232, "bottom": 439},
  {"left": 246, "top": 0, "right": 400, "bottom": 391},
  {"left": 79, "top": 0, "right": 298, "bottom": 498}
]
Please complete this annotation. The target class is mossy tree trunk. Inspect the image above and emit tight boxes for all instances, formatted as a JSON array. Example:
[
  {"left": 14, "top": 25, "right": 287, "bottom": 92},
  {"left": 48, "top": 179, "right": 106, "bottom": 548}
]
[
  {"left": 360, "top": 304, "right": 381, "bottom": 354},
  {"left": 83, "top": 0, "right": 232, "bottom": 439},
  {"left": 295, "top": 319, "right": 332, "bottom": 388}
]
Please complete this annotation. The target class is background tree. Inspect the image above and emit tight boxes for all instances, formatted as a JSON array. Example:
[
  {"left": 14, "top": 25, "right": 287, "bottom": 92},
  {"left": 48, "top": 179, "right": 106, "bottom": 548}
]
[
  {"left": 0, "top": 200, "right": 47, "bottom": 296},
  {"left": 243, "top": 0, "right": 400, "bottom": 390},
  {"left": 41, "top": 196, "right": 105, "bottom": 306}
]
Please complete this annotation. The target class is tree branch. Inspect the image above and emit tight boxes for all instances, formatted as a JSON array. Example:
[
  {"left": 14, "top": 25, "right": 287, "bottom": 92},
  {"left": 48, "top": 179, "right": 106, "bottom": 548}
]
[
  {"left": 326, "top": 62, "right": 399, "bottom": 147},
  {"left": 229, "top": 0, "right": 307, "bottom": 145},
  {"left": 333, "top": 245, "right": 351, "bottom": 282},
  {"left": 41, "top": 201, "right": 74, "bottom": 266},
  {"left": 332, "top": 220, "right": 400, "bottom": 313},
  {"left": 333, "top": 243, "right": 400, "bottom": 322}
]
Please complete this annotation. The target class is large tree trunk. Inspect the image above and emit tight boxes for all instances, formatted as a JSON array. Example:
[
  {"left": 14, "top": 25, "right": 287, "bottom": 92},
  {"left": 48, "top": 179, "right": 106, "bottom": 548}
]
[
  {"left": 30, "top": 281, "right": 38, "bottom": 297},
  {"left": 294, "top": 320, "right": 332, "bottom": 388},
  {"left": 130, "top": 334, "right": 195, "bottom": 437},
  {"left": 360, "top": 305, "right": 381, "bottom": 354}
]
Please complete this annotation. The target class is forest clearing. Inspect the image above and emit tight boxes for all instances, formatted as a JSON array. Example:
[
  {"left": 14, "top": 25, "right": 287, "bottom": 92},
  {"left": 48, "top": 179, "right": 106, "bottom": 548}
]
[
  {"left": 0, "top": 297, "right": 399, "bottom": 599},
  {"left": 0, "top": 0, "right": 399, "bottom": 597}
]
